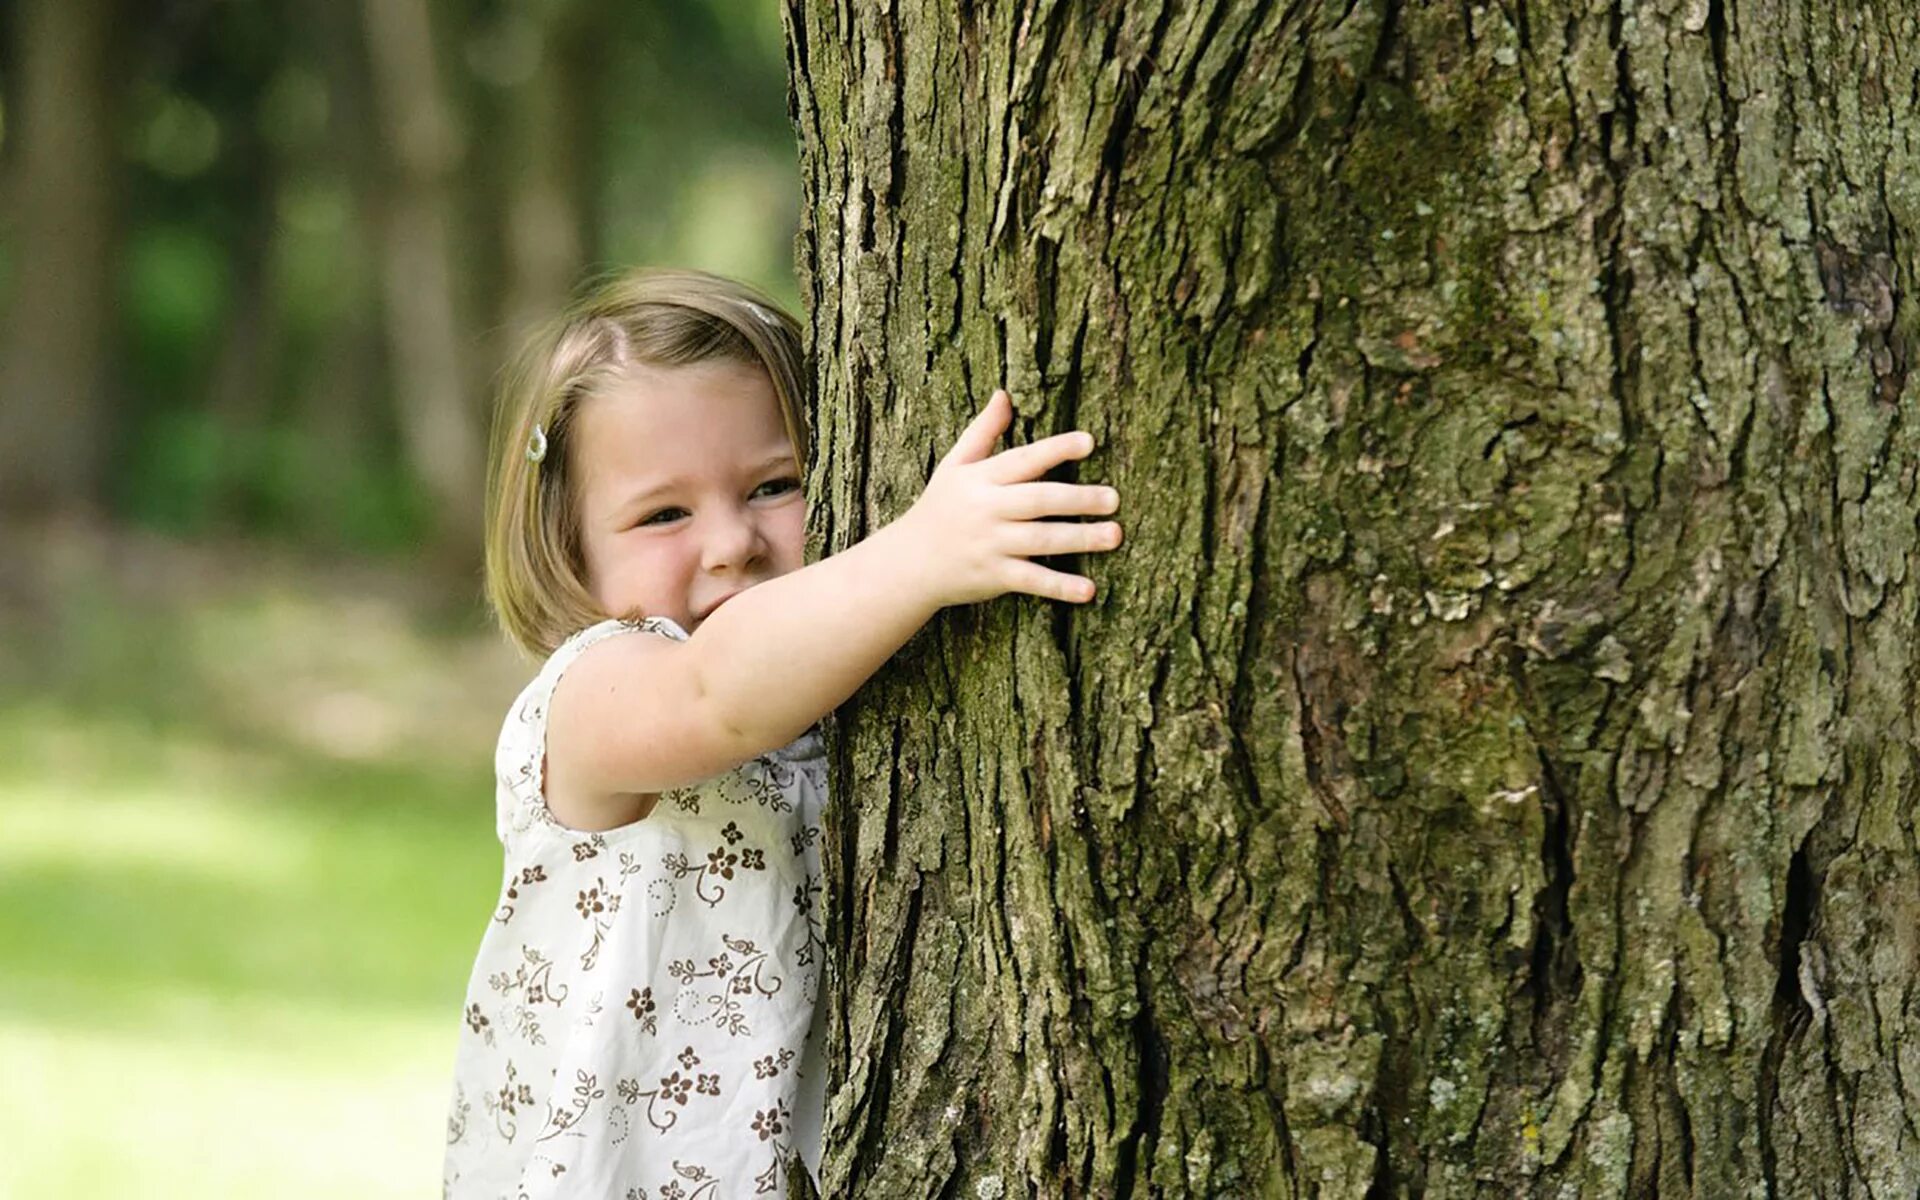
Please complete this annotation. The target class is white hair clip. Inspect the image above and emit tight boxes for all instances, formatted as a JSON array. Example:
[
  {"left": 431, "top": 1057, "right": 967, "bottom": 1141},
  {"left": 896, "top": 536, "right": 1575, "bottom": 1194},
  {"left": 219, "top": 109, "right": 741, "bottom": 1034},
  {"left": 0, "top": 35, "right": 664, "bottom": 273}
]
[{"left": 526, "top": 423, "right": 548, "bottom": 464}]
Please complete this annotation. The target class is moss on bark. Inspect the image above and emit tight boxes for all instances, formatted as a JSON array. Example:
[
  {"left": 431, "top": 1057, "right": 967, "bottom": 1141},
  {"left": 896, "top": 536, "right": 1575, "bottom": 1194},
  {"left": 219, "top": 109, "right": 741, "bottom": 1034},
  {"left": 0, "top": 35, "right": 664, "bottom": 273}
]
[{"left": 787, "top": 2, "right": 1920, "bottom": 1195}]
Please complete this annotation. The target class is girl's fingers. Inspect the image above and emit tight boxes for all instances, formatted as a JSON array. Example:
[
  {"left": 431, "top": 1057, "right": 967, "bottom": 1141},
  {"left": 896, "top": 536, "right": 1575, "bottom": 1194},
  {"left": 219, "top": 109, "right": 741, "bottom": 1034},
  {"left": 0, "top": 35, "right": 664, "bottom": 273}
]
[
  {"left": 985, "top": 429, "right": 1095, "bottom": 483},
  {"left": 999, "top": 481, "right": 1119, "bottom": 520},
  {"left": 938, "top": 389, "right": 1013, "bottom": 469},
  {"left": 1003, "top": 560, "right": 1097, "bottom": 604},
  {"left": 1003, "top": 520, "right": 1123, "bottom": 559}
]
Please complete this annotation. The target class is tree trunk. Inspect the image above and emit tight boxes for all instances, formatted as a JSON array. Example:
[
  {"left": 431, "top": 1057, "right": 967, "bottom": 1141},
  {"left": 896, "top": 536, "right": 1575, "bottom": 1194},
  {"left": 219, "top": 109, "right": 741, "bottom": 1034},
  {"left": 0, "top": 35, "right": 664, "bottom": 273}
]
[
  {"left": 487, "top": 0, "right": 597, "bottom": 348},
  {"left": 786, "top": 2, "right": 1919, "bottom": 1196},
  {"left": 292, "top": 0, "right": 388, "bottom": 523},
  {"left": 0, "top": 0, "right": 123, "bottom": 515},
  {"left": 360, "top": 0, "right": 484, "bottom": 557}
]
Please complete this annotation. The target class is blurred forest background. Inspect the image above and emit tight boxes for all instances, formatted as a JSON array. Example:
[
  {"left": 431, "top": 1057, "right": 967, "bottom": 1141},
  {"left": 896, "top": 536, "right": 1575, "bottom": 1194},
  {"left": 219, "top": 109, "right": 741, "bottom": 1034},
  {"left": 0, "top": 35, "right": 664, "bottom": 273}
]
[{"left": 0, "top": 0, "right": 798, "bottom": 1193}]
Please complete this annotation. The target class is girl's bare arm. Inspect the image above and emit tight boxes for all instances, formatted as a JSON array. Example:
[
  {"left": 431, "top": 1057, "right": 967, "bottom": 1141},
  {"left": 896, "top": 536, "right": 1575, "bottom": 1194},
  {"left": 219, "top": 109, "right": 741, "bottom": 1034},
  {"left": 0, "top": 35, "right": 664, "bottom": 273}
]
[{"left": 545, "top": 391, "right": 1123, "bottom": 821}]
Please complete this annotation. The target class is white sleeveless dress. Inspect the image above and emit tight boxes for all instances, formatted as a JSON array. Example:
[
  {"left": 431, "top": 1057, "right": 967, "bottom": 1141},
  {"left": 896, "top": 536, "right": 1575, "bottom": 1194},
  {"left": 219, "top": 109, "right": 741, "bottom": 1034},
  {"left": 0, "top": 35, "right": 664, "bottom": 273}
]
[{"left": 443, "top": 616, "right": 827, "bottom": 1199}]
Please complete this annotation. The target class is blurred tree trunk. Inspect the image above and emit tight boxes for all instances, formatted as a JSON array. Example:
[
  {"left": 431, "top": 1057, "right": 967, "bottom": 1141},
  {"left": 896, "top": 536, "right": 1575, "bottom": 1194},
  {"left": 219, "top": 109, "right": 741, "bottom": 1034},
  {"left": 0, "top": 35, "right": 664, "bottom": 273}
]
[
  {"left": 296, "top": 0, "right": 388, "bottom": 521},
  {"left": 0, "top": 0, "right": 123, "bottom": 515},
  {"left": 207, "top": 123, "right": 283, "bottom": 523},
  {"left": 788, "top": 2, "right": 1920, "bottom": 1196},
  {"left": 490, "top": 0, "right": 598, "bottom": 344},
  {"left": 360, "top": 0, "right": 483, "bottom": 558}
]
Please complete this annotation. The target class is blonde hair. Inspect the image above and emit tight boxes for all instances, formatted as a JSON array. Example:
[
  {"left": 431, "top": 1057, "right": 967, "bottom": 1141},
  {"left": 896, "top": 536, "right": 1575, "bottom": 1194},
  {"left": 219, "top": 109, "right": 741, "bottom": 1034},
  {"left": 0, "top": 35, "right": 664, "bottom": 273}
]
[{"left": 484, "top": 268, "right": 809, "bottom": 656}]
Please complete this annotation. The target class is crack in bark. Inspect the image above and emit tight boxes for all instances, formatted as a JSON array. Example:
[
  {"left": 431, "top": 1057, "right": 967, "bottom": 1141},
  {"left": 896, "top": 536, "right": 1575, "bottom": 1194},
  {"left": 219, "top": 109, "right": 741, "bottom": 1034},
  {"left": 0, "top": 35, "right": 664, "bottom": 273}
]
[
  {"left": 1095, "top": 1, "right": 1173, "bottom": 233},
  {"left": 1527, "top": 743, "right": 1581, "bottom": 1025},
  {"left": 1757, "top": 837, "right": 1819, "bottom": 1191},
  {"left": 1113, "top": 984, "right": 1168, "bottom": 1200},
  {"left": 848, "top": 883, "right": 924, "bottom": 1179}
]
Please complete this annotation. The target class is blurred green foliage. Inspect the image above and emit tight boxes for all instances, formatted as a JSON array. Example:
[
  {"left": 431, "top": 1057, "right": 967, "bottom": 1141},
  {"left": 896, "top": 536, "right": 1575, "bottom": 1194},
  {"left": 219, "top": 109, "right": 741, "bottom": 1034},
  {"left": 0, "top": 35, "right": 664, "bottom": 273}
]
[{"left": 0, "top": 0, "right": 800, "bottom": 552}]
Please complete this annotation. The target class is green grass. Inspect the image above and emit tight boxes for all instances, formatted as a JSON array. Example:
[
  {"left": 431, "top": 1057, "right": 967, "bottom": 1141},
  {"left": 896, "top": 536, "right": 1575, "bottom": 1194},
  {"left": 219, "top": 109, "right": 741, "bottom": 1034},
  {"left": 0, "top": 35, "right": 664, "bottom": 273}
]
[{"left": 0, "top": 545, "right": 518, "bottom": 1198}]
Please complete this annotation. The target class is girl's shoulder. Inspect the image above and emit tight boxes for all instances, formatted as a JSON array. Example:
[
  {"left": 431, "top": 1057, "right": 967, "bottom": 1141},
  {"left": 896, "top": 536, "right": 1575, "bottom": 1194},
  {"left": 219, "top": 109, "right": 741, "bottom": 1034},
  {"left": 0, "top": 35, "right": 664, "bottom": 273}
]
[
  {"left": 551, "top": 614, "right": 690, "bottom": 662},
  {"left": 512, "top": 616, "right": 691, "bottom": 742},
  {"left": 492, "top": 616, "right": 693, "bottom": 842}
]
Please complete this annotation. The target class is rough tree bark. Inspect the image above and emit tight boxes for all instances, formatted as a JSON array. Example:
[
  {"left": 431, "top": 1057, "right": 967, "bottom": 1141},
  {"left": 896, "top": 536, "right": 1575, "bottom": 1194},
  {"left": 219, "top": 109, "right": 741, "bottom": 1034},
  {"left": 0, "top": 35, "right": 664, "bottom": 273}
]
[{"left": 786, "top": 1, "right": 1920, "bottom": 1196}]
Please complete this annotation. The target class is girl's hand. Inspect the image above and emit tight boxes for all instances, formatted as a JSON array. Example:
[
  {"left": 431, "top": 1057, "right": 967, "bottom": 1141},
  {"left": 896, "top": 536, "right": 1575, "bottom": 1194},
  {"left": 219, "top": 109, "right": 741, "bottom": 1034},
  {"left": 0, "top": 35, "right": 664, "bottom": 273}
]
[{"left": 895, "top": 389, "right": 1123, "bottom": 608}]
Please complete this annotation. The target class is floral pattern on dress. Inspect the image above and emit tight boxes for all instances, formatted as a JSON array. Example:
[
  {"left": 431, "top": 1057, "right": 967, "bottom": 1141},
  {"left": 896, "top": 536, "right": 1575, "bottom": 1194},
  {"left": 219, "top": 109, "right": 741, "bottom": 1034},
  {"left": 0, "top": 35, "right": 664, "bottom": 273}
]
[
  {"left": 445, "top": 617, "right": 826, "bottom": 1199},
  {"left": 668, "top": 933, "right": 786, "bottom": 1037},
  {"left": 487, "top": 946, "right": 569, "bottom": 1046},
  {"left": 494, "top": 862, "right": 548, "bottom": 925},
  {"left": 660, "top": 834, "right": 768, "bottom": 907}
]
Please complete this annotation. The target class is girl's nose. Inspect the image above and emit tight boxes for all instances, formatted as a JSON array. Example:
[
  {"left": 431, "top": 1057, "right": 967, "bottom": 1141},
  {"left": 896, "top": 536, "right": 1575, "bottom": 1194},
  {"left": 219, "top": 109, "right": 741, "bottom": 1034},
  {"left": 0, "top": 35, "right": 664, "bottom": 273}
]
[{"left": 701, "top": 506, "right": 767, "bottom": 573}]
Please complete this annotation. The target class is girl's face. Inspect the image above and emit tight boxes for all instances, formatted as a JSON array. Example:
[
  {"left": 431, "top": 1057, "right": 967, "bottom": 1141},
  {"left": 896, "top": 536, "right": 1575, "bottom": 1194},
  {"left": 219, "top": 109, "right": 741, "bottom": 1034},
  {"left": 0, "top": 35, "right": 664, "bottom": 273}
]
[{"left": 572, "top": 359, "right": 805, "bottom": 633}]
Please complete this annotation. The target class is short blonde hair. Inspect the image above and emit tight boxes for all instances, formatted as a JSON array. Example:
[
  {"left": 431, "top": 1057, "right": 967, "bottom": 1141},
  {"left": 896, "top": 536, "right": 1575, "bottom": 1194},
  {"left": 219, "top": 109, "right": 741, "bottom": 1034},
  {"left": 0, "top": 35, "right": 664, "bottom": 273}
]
[{"left": 484, "top": 268, "right": 809, "bottom": 657}]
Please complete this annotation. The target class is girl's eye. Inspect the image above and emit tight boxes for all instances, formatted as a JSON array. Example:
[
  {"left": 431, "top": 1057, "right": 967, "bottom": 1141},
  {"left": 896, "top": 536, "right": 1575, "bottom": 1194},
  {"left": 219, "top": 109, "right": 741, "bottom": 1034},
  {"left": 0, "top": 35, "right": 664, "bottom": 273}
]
[{"left": 633, "top": 480, "right": 795, "bottom": 527}]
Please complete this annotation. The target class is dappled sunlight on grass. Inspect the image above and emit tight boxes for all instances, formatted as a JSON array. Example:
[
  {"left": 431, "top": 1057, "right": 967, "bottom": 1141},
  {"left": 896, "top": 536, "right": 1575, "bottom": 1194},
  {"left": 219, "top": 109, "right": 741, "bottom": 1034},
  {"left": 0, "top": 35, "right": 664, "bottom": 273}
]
[
  {"left": 0, "top": 1006, "right": 457, "bottom": 1197},
  {"left": 0, "top": 706, "right": 503, "bottom": 1193},
  {"left": 0, "top": 530, "right": 527, "bottom": 1195}
]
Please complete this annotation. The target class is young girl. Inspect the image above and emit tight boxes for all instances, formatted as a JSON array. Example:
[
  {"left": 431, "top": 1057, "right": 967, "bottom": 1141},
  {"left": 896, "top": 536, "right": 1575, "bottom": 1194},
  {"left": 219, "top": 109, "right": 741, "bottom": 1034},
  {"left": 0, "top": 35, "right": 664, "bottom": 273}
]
[{"left": 442, "top": 268, "right": 1124, "bottom": 1198}]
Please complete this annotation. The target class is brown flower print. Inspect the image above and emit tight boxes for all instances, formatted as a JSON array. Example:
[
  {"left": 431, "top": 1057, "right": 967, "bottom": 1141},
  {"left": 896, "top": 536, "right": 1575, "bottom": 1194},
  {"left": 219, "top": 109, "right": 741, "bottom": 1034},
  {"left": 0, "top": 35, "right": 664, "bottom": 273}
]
[
  {"left": 660, "top": 1071, "right": 693, "bottom": 1105},
  {"left": 487, "top": 946, "right": 568, "bottom": 1046},
  {"left": 626, "top": 986, "right": 658, "bottom": 1035},
  {"left": 500, "top": 1079, "right": 534, "bottom": 1115},
  {"left": 577, "top": 857, "right": 642, "bottom": 972},
  {"left": 660, "top": 1160, "right": 717, "bottom": 1200},
  {"left": 751, "top": 1099, "right": 790, "bottom": 1141},
  {"left": 576, "top": 884, "right": 607, "bottom": 919},
  {"left": 485, "top": 1059, "right": 538, "bottom": 1138},
  {"left": 662, "top": 842, "right": 757, "bottom": 907},
  {"left": 632, "top": 1062, "right": 714, "bottom": 1132},
  {"left": 535, "top": 1069, "right": 605, "bottom": 1143},
  {"left": 740, "top": 770, "right": 794, "bottom": 813},
  {"left": 495, "top": 862, "right": 552, "bottom": 924},
  {"left": 751, "top": 1048, "right": 794, "bottom": 1080},
  {"left": 670, "top": 934, "right": 783, "bottom": 1037},
  {"left": 450, "top": 626, "right": 828, "bottom": 1194},
  {"left": 446, "top": 1087, "right": 471, "bottom": 1145}
]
